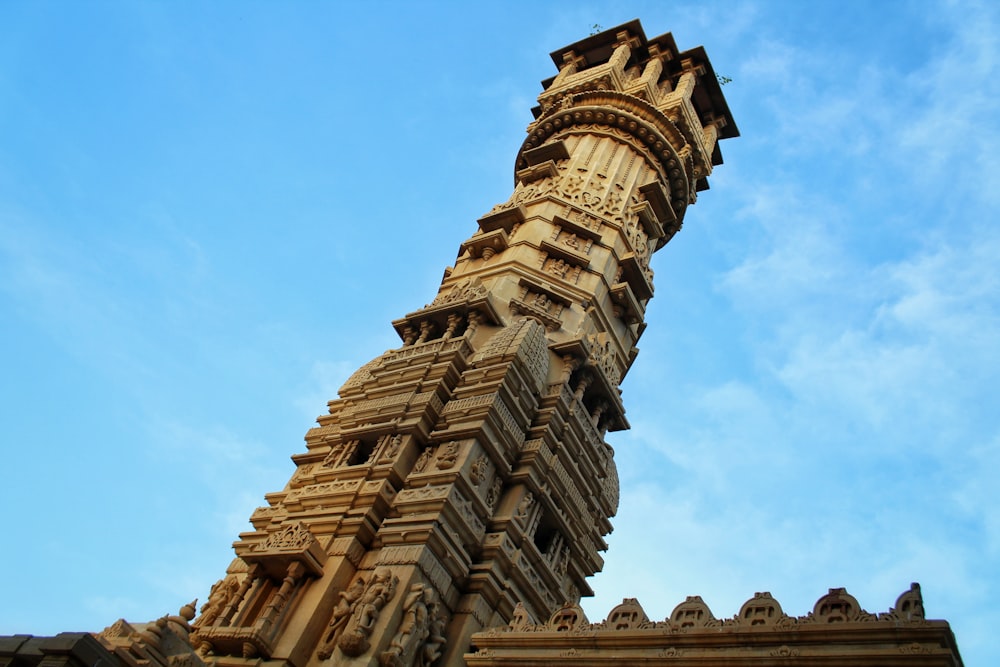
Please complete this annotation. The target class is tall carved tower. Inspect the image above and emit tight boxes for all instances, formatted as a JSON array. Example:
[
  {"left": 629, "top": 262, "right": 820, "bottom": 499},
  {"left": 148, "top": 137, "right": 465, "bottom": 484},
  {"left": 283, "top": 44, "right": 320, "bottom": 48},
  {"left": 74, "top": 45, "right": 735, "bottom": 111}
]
[{"left": 187, "top": 21, "right": 736, "bottom": 667}]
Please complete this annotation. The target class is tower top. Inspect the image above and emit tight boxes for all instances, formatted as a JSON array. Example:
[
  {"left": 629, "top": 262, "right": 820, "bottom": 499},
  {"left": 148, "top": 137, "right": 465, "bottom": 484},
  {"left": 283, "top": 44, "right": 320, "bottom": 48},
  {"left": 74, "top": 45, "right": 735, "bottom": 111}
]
[
  {"left": 543, "top": 20, "right": 738, "bottom": 140},
  {"left": 521, "top": 20, "right": 738, "bottom": 207}
]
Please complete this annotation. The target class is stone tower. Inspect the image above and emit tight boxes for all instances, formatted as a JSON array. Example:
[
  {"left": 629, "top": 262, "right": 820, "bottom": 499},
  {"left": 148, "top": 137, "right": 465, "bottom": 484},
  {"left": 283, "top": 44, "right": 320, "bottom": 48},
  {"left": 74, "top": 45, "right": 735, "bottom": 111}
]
[
  {"left": 0, "top": 19, "right": 965, "bottom": 667},
  {"left": 182, "top": 20, "right": 736, "bottom": 667}
]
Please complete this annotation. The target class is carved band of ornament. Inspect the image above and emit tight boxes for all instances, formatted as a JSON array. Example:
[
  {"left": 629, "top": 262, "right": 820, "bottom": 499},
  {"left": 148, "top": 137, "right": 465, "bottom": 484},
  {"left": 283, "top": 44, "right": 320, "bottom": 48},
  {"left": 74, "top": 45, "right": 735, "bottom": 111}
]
[
  {"left": 494, "top": 397, "right": 526, "bottom": 447},
  {"left": 442, "top": 393, "right": 495, "bottom": 414},
  {"left": 521, "top": 102, "right": 689, "bottom": 213},
  {"left": 376, "top": 545, "right": 425, "bottom": 565},
  {"left": 432, "top": 279, "right": 490, "bottom": 307},
  {"left": 347, "top": 391, "right": 414, "bottom": 414},
  {"left": 329, "top": 537, "right": 366, "bottom": 564},
  {"left": 396, "top": 485, "right": 451, "bottom": 503},
  {"left": 382, "top": 339, "right": 448, "bottom": 363},
  {"left": 562, "top": 124, "right": 688, "bottom": 223},
  {"left": 254, "top": 521, "right": 316, "bottom": 552},
  {"left": 552, "top": 212, "right": 603, "bottom": 242},
  {"left": 488, "top": 177, "right": 559, "bottom": 215},
  {"left": 552, "top": 90, "right": 689, "bottom": 161},
  {"left": 602, "top": 462, "right": 620, "bottom": 515},
  {"left": 285, "top": 479, "right": 364, "bottom": 501},
  {"left": 509, "top": 298, "right": 562, "bottom": 332},
  {"left": 549, "top": 458, "right": 588, "bottom": 521}
]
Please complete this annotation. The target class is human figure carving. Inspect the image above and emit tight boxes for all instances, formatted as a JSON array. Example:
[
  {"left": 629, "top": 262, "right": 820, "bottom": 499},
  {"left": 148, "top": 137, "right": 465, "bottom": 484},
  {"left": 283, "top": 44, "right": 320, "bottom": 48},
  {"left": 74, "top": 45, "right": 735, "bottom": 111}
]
[
  {"left": 516, "top": 492, "right": 534, "bottom": 520},
  {"left": 338, "top": 568, "right": 398, "bottom": 657},
  {"left": 486, "top": 476, "right": 503, "bottom": 510},
  {"left": 413, "top": 447, "right": 433, "bottom": 473},
  {"left": 382, "top": 434, "right": 402, "bottom": 460},
  {"left": 316, "top": 576, "right": 366, "bottom": 659},
  {"left": 380, "top": 584, "right": 446, "bottom": 667},
  {"left": 546, "top": 258, "right": 569, "bottom": 278},
  {"left": 435, "top": 441, "right": 460, "bottom": 469}
]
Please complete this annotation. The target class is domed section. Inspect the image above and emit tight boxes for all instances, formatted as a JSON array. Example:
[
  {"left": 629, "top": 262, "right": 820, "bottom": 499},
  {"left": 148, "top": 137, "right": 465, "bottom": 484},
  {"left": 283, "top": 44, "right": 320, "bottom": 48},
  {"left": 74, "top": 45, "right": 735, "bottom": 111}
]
[
  {"left": 670, "top": 595, "right": 715, "bottom": 629},
  {"left": 738, "top": 592, "right": 784, "bottom": 627},
  {"left": 813, "top": 588, "right": 862, "bottom": 623},
  {"left": 606, "top": 598, "right": 648, "bottom": 630},
  {"left": 473, "top": 318, "right": 550, "bottom": 394},
  {"left": 338, "top": 356, "right": 380, "bottom": 395},
  {"left": 548, "top": 602, "right": 588, "bottom": 632}
]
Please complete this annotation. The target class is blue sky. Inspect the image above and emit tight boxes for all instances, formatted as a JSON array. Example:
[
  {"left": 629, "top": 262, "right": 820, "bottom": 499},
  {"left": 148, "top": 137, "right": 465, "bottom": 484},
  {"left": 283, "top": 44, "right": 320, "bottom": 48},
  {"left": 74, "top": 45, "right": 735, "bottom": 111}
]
[{"left": 1, "top": 1, "right": 997, "bottom": 664}]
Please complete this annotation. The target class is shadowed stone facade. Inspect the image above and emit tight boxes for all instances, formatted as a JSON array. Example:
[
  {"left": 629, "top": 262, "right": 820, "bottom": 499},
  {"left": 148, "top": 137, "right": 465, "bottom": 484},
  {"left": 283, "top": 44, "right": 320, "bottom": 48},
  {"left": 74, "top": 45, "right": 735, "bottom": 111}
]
[{"left": 0, "top": 20, "right": 963, "bottom": 667}]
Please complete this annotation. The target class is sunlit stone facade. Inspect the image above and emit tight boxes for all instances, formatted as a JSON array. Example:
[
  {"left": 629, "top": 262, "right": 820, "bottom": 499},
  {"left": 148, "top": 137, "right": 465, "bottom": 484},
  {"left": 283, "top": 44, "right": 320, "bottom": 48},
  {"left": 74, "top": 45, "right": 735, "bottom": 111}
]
[{"left": 0, "top": 20, "right": 962, "bottom": 667}]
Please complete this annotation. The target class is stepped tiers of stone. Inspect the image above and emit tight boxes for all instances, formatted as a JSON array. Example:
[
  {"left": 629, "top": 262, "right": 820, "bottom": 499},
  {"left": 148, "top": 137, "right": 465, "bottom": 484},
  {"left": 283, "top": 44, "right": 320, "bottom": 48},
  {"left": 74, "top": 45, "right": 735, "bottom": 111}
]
[{"left": 1, "top": 19, "right": 963, "bottom": 667}]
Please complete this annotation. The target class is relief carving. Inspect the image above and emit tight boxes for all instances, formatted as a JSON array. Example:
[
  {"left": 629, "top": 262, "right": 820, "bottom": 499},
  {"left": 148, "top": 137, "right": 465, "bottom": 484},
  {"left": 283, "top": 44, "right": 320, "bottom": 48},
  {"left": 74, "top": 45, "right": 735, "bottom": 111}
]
[
  {"left": 380, "top": 434, "right": 403, "bottom": 462},
  {"left": 469, "top": 455, "right": 488, "bottom": 486},
  {"left": 379, "top": 584, "right": 447, "bottom": 667},
  {"left": 338, "top": 568, "right": 399, "bottom": 657},
  {"left": 435, "top": 441, "right": 460, "bottom": 470},
  {"left": 413, "top": 447, "right": 434, "bottom": 474},
  {"left": 486, "top": 476, "right": 503, "bottom": 511},
  {"left": 316, "top": 577, "right": 366, "bottom": 659},
  {"left": 516, "top": 492, "right": 534, "bottom": 523},
  {"left": 194, "top": 575, "right": 239, "bottom": 628},
  {"left": 255, "top": 521, "right": 316, "bottom": 553}
]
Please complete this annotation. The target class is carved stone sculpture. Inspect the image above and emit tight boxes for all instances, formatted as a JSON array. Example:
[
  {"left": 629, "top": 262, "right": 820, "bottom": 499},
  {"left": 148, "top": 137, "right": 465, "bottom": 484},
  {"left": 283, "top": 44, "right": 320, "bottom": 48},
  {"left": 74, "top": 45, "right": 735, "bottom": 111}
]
[
  {"left": 380, "top": 584, "right": 447, "bottom": 667},
  {"left": 316, "top": 576, "right": 367, "bottom": 659},
  {"left": 338, "top": 568, "right": 398, "bottom": 657}
]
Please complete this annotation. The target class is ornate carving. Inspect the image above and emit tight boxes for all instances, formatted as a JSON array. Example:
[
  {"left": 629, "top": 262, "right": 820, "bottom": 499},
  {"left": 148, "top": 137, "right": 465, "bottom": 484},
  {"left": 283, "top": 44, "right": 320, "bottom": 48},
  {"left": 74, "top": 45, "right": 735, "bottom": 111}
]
[
  {"left": 586, "top": 333, "right": 621, "bottom": 386},
  {"left": 469, "top": 455, "right": 488, "bottom": 486},
  {"left": 413, "top": 447, "right": 434, "bottom": 473},
  {"left": 338, "top": 568, "right": 399, "bottom": 657},
  {"left": 254, "top": 521, "right": 316, "bottom": 553},
  {"left": 194, "top": 576, "right": 239, "bottom": 628},
  {"left": 670, "top": 596, "right": 717, "bottom": 629},
  {"left": 548, "top": 603, "right": 587, "bottom": 631},
  {"left": 486, "top": 476, "right": 503, "bottom": 511},
  {"left": 321, "top": 440, "right": 349, "bottom": 468},
  {"left": 807, "top": 588, "right": 875, "bottom": 624},
  {"left": 316, "top": 577, "right": 366, "bottom": 659},
  {"left": 607, "top": 598, "right": 648, "bottom": 630},
  {"left": 102, "top": 618, "right": 136, "bottom": 639},
  {"left": 738, "top": 592, "right": 785, "bottom": 627},
  {"left": 435, "top": 441, "right": 461, "bottom": 470},
  {"left": 380, "top": 434, "right": 403, "bottom": 462},
  {"left": 516, "top": 492, "right": 534, "bottom": 522},
  {"left": 340, "top": 357, "right": 379, "bottom": 392},
  {"left": 882, "top": 582, "right": 925, "bottom": 622},
  {"left": 379, "top": 584, "right": 447, "bottom": 667},
  {"left": 432, "top": 278, "right": 488, "bottom": 306}
]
